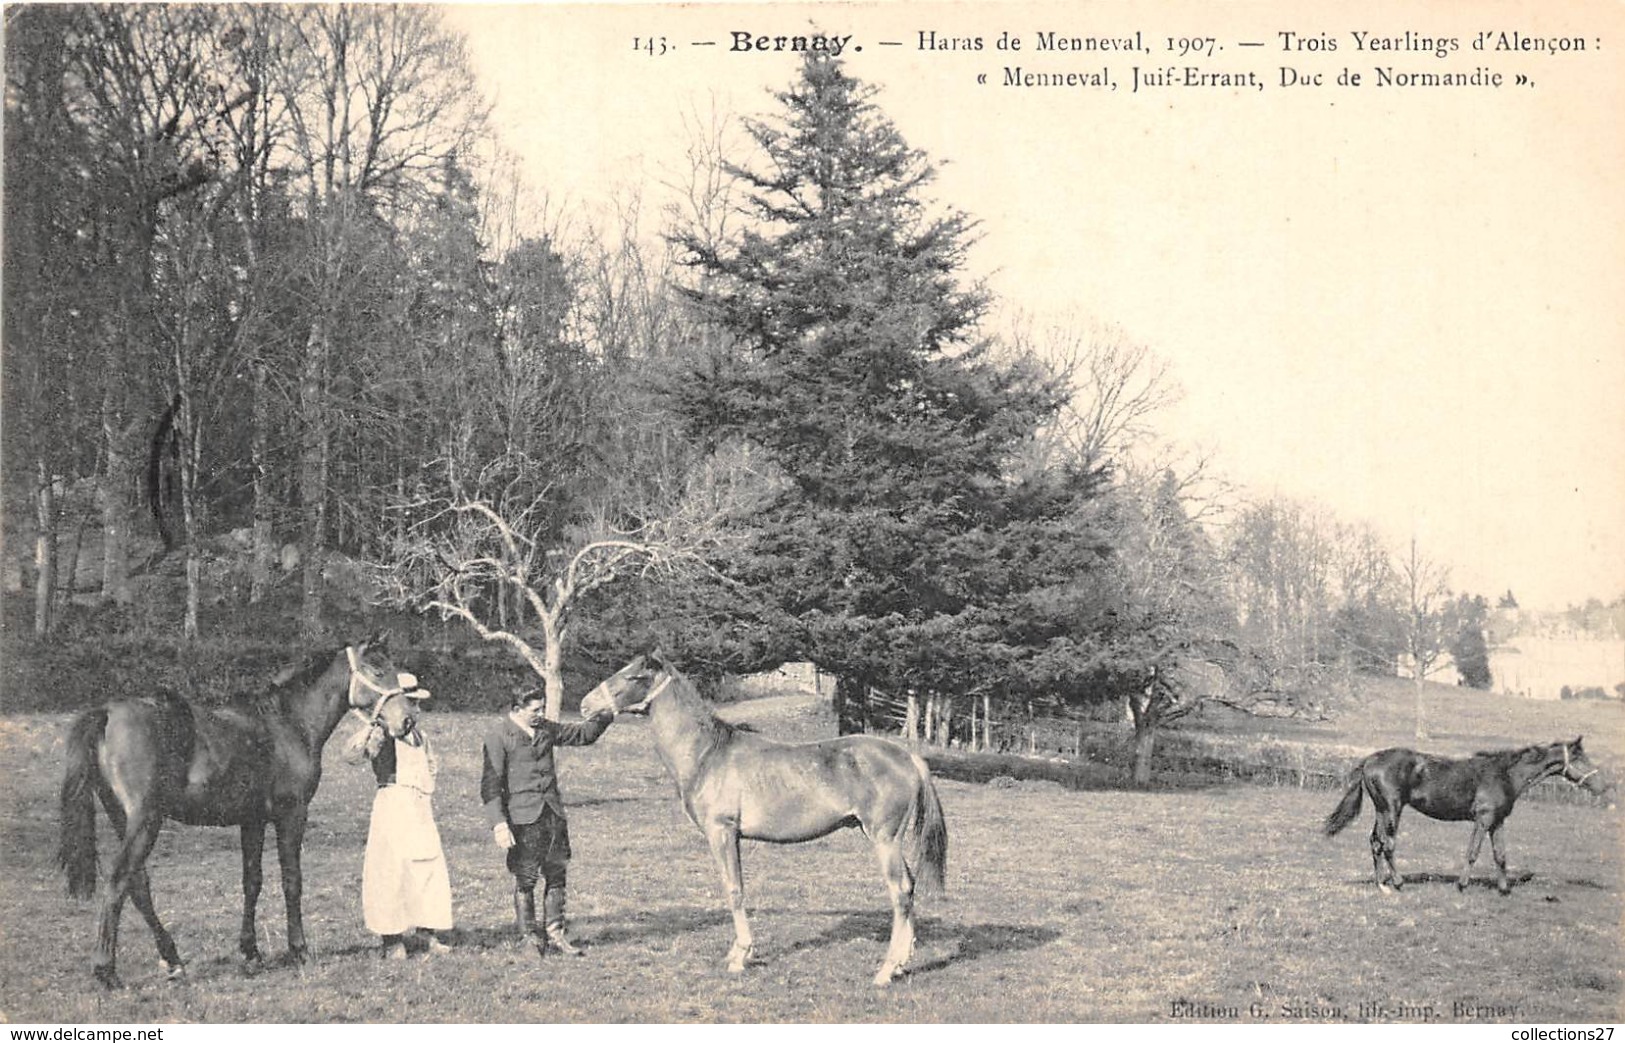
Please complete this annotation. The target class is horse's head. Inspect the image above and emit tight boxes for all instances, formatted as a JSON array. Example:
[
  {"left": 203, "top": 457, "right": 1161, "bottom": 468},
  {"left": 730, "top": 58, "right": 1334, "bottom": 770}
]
[
  {"left": 579, "top": 653, "right": 669, "bottom": 717},
  {"left": 343, "top": 635, "right": 411, "bottom": 714},
  {"left": 372, "top": 683, "right": 430, "bottom": 740},
  {"left": 1559, "top": 736, "right": 1610, "bottom": 798}
]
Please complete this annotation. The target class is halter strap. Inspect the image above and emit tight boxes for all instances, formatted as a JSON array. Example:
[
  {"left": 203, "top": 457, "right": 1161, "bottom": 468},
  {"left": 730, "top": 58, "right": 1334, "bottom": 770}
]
[
  {"left": 1562, "top": 743, "right": 1600, "bottom": 787},
  {"left": 626, "top": 673, "right": 674, "bottom": 714},
  {"left": 346, "top": 645, "right": 407, "bottom": 724}
]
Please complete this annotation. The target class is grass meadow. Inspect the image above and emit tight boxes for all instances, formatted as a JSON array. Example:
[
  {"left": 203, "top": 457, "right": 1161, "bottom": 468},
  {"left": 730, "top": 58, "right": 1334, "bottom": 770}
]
[{"left": 0, "top": 686, "right": 1621, "bottom": 1024}]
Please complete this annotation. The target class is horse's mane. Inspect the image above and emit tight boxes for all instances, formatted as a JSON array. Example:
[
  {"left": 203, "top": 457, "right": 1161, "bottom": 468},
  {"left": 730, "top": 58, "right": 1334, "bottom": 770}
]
[
  {"left": 1472, "top": 741, "right": 1559, "bottom": 765},
  {"left": 229, "top": 646, "right": 341, "bottom": 714},
  {"left": 660, "top": 662, "right": 754, "bottom": 749}
]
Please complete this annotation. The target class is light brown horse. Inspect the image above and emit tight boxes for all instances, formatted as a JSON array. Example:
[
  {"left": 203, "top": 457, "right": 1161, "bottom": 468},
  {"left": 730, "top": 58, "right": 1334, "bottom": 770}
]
[
  {"left": 581, "top": 653, "right": 948, "bottom": 985},
  {"left": 58, "top": 636, "right": 407, "bottom": 986}
]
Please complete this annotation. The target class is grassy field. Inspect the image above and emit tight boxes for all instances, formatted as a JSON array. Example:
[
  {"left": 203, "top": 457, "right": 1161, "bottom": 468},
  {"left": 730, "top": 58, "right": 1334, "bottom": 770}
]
[{"left": 1, "top": 691, "right": 1621, "bottom": 1024}]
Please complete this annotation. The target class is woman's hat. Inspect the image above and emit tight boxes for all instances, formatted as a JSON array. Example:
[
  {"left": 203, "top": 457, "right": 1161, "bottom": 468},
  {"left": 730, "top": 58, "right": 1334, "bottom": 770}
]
[{"left": 397, "top": 672, "right": 431, "bottom": 700}]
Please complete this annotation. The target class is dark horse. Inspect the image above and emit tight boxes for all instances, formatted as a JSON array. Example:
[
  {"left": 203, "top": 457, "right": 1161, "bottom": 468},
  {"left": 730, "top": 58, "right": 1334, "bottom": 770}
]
[
  {"left": 1323, "top": 737, "right": 1608, "bottom": 894},
  {"left": 57, "top": 636, "right": 407, "bottom": 986},
  {"left": 580, "top": 654, "right": 948, "bottom": 986}
]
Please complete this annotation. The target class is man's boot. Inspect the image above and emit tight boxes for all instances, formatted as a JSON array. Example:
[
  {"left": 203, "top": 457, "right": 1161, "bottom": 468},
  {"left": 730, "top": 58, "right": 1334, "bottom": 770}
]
[
  {"left": 512, "top": 886, "right": 542, "bottom": 951},
  {"left": 542, "top": 886, "right": 583, "bottom": 956}
]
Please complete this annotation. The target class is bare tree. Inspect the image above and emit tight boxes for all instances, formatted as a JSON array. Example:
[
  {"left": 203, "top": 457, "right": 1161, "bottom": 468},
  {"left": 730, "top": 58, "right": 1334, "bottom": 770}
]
[
  {"left": 276, "top": 5, "right": 487, "bottom": 637},
  {"left": 380, "top": 456, "right": 734, "bottom": 720},
  {"left": 1005, "top": 312, "right": 1182, "bottom": 475},
  {"left": 1398, "top": 534, "right": 1452, "bottom": 738}
]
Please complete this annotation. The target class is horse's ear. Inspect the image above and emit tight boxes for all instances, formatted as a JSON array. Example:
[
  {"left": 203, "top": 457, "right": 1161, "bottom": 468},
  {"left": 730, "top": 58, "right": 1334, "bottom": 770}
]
[{"left": 366, "top": 630, "right": 390, "bottom": 651}]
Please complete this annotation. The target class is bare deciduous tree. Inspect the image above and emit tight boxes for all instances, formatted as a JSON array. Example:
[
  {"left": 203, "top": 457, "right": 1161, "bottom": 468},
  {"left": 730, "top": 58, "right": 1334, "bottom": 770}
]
[
  {"left": 1005, "top": 311, "right": 1182, "bottom": 475},
  {"left": 1399, "top": 534, "right": 1452, "bottom": 738},
  {"left": 379, "top": 455, "right": 737, "bottom": 719}
]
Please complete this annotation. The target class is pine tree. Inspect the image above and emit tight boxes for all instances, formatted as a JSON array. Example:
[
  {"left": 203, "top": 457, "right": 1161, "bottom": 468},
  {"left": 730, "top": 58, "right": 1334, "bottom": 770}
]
[
  {"left": 1446, "top": 593, "right": 1494, "bottom": 689},
  {"left": 669, "top": 51, "right": 1100, "bottom": 729}
]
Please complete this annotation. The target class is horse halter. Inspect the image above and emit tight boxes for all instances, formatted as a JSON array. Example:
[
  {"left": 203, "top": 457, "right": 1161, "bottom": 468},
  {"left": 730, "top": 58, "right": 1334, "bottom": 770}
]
[
  {"left": 623, "top": 672, "right": 674, "bottom": 715},
  {"left": 1561, "top": 743, "right": 1600, "bottom": 788},
  {"left": 345, "top": 645, "right": 416, "bottom": 727}
]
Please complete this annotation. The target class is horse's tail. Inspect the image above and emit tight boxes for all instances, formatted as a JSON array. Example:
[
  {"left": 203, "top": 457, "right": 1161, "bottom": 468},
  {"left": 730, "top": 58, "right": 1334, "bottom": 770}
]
[
  {"left": 903, "top": 753, "right": 948, "bottom": 894},
  {"left": 1323, "top": 764, "right": 1366, "bottom": 836},
  {"left": 59, "top": 709, "right": 108, "bottom": 899}
]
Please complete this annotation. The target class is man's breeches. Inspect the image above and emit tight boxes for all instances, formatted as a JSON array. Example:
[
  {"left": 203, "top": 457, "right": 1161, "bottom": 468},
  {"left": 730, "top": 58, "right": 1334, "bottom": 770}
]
[{"left": 507, "top": 806, "right": 571, "bottom": 892}]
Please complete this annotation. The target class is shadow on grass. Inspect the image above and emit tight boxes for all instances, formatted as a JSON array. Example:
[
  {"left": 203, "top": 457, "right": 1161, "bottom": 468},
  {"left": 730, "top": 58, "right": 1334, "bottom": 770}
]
[
  {"left": 774, "top": 911, "right": 1060, "bottom": 978},
  {"left": 924, "top": 750, "right": 1228, "bottom": 793},
  {"left": 474, "top": 902, "right": 1062, "bottom": 980},
  {"left": 1338, "top": 870, "right": 1538, "bottom": 891},
  {"left": 568, "top": 795, "right": 655, "bottom": 808}
]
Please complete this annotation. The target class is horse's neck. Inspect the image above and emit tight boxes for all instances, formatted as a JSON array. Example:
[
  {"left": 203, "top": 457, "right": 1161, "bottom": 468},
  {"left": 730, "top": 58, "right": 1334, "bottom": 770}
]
[
  {"left": 646, "top": 681, "right": 721, "bottom": 794},
  {"left": 285, "top": 663, "right": 352, "bottom": 750},
  {"left": 1504, "top": 749, "right": 1561, "bottom": 794}
]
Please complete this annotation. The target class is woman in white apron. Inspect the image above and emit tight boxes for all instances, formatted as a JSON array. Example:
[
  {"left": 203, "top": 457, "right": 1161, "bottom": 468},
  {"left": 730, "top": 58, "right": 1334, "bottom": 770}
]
[{"left": 350, "top": 680, "right": 454, "bottom": 958}]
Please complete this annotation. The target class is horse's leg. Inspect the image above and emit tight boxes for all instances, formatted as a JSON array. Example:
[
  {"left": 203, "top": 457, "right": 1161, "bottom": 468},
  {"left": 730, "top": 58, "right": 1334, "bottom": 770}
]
[
  {"left": 1367, "top": 791, "right": 1401, "bottom": 892},
  {"left": 704, "top": 823, "right": 753, "bottom": 972},
  {"left": 239, "top": 820, "right": 267, "bottom": 964},
  {"left": 94, "top": 808, "right": 163, "bottom": 987},
  {"left": 1458, "top": 821, "right": 1487, "bottom": 891},
  {"left": 871, "top": 835, "right": 915, "bottom": 986},
  {"left": 1366, "top": 818, "right": 1386, "bottom": 890},
  {"left": 1383, "top": 806, "right": 1404, "bottom": 889},
  {"left": 273, "top": 806, "right": 310, "bottom": 962},
  {"left": 1489, "top": 824, "right": 1512, "bottom": 896},
  {"left": 125, "top": 866, "right": 184, "bottom": 978}
]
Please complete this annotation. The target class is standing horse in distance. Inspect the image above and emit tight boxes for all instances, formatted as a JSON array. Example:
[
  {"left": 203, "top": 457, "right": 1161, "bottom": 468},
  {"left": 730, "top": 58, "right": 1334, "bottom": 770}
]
[
  {"left": 58, "top": 636, "right": 408, "bottom": 986},
  {"left": 1323, "top": 737, "right": 1608, "bottom": 895},
  {"left": 581, "top": 653, "right": 948, "bottom": 986}
]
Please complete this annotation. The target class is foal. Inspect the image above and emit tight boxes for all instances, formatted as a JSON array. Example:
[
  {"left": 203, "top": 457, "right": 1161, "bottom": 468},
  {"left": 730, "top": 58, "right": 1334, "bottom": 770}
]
[{"left": 1324, "top": 737, "right": 1608, "bottom": 894}]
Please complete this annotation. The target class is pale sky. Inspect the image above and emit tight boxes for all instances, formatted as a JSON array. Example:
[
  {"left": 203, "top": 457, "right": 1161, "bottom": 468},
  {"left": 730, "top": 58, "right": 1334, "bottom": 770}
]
[{"left": 442, "top": 1, "right": 1625, "bottom": 611}]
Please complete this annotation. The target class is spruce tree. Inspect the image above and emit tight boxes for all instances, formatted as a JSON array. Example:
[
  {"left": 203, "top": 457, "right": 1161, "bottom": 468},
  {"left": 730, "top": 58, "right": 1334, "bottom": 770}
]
[{"left": 670, "top": 51, "right": 1102, "bottom": 728}]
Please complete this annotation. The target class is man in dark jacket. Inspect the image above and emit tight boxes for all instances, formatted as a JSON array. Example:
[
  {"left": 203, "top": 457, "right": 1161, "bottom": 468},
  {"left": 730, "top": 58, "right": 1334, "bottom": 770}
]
[{"left": 481, "top": 688, "right": 615, "bottom": 956}]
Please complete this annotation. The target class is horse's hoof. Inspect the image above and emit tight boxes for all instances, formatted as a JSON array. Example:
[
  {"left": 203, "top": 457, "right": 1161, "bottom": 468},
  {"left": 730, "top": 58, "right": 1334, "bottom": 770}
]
[
  {"left": 92, "top": 966, "right": 120, "bottom": 990},
  {"left": 161, "top": 960, "right": 186, "bottom": 982},
  {"left": 288, "top": 946, "right": 310, "bottom": 965},
  {"left": 873, "top": 966, "right": 903, "bottom": 987}
]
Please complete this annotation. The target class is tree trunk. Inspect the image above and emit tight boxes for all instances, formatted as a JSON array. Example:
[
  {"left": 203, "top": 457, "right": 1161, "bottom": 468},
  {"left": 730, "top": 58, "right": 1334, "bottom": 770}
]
[
  {"left": 1413, "top": 671, "right": 1426, "bottom": 740},
  {"left": 298, "top": 315, "right": 329, "bottom": 638},
  {"left": 1128, "top": 692, "right": 1158, "bottom": 787},
  {"left": 99, "top": 384, "right": 135, "bottom": 606},
  {"left": 834, "top": 675, "right": 867, "bottom": 735},
  {"left": 1132, "top": 718, "right": 1157, "bottom": 787},
  {"left": 33, "top": 462, "right": 57, "bottom": 636},
  {"left": 250, "top": 359, "right": 273, "bottom": 604},
  {"left": 904, "top": 692, "right": 919, "bottom": 744},
  {"left": 982, "top": 693, "right": 992, "bottom": 751},
  {"left": 176, "top": 384, "right": 201, "bottom": 641},
  {"left": 541, "top": 613, "right": 566, "bottom": 721}
]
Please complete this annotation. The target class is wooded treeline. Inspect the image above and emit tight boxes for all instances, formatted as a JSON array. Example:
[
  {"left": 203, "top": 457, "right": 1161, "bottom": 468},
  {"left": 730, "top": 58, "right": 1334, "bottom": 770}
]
[{"left": 3, "top": 6, "right": 1493, "bottom": 779}]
